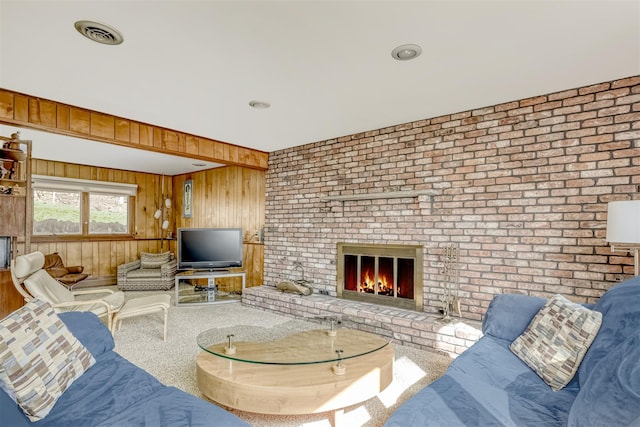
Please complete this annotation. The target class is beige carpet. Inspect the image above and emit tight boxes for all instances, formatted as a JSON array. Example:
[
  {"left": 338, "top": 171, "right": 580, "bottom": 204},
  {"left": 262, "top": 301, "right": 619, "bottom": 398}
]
[{"left": 111, "top": 289, "right": 452, "bottom": 427}]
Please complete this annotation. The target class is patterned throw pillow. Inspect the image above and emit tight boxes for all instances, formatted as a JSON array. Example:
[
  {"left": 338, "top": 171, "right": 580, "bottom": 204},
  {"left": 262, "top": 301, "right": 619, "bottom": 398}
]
[
  {"left": 140, "top": 251, "right": 171, "bottom": 269},
  {"left": 0, "top": 299, "right": 95, "bottom": 421},
  {"left": 510, "top": 294, "right": 602, "bottom": 391}
]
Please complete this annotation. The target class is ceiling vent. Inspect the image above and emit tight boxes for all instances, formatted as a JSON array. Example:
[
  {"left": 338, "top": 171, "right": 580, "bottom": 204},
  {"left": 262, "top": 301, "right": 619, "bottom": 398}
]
[{"left": 74, "top": 20, "right": 124, "bottom": 45}]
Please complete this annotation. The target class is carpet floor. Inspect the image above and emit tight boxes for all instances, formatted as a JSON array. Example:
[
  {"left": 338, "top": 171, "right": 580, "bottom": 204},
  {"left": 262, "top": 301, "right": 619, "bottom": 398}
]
[{"left": 112, "top": 289, "right": 453, "bottom": 427}]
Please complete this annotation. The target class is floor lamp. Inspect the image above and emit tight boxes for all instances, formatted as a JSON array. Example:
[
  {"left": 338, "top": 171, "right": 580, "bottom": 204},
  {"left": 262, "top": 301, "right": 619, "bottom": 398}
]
[{"left": 606, "top": 200, "right": 640, "bottom": 276}]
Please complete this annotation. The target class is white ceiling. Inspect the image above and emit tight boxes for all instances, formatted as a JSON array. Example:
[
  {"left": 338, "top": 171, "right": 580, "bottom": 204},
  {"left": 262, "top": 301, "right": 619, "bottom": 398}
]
[{"left": 1, "top": 1, "right": 639, "bottom": 175}]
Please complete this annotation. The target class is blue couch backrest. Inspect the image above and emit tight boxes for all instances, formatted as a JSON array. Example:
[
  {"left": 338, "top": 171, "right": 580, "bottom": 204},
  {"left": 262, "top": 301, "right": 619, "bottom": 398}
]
[{"left": 578, "top": 276, "right": 640, "bottom": 385}]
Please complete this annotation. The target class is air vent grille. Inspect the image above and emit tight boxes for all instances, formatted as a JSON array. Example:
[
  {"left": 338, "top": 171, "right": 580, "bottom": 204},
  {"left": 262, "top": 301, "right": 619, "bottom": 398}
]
[{"left": 74, "top": 20, "right": 123, "bottom": 45}]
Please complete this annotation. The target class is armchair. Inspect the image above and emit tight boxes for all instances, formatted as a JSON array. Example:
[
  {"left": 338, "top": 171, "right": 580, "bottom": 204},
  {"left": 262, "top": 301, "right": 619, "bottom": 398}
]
[
  {"left": 117, "top": 251, "right": 177, "bottom": 291},
  {"left": 10, "top": 251, "right": 124, "bottom": 331},
  {"left": 43, "top": 252, "right": 89, "bottom": 289}
]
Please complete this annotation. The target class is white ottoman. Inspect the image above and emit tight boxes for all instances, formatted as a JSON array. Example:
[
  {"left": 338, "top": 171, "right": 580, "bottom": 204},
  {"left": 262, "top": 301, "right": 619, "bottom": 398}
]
[{"left": 113, "top": 294, "right": 171, "bottom": 341}]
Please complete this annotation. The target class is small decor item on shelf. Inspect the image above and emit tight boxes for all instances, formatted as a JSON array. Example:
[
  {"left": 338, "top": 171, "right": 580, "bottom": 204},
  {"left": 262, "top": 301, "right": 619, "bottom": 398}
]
[
  {"left": 1, "top": 131, "right": 27, "bottom": 161},
  {"left": 0, "top": 163, "right": 8, "bottom": 179}
]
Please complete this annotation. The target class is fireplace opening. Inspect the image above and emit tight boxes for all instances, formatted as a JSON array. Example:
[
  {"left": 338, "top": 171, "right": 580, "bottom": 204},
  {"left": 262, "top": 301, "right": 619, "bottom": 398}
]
[{"left": 337, "top": 243, "right": 423, "bottom": 311}]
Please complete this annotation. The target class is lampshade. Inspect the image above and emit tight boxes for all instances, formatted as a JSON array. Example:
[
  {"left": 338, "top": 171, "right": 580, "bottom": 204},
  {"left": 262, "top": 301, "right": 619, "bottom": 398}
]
[{"left": 606, "top": 200, "right": 640, "bottom": 244}]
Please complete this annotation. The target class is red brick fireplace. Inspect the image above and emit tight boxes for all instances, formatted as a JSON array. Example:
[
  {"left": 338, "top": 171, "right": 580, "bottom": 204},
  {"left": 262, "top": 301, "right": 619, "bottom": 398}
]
[
  {"left": 337, "top": 243, "right": 423, "bottom": 311},
  {"left": 262, "top": 76, "right": 639, "bottom": 322}
]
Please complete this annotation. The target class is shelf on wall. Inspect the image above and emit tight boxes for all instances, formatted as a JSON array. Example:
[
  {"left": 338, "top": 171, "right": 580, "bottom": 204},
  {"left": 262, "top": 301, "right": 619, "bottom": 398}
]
[{"left": 321, "top": 189, "right": 437, "bottom": 202}]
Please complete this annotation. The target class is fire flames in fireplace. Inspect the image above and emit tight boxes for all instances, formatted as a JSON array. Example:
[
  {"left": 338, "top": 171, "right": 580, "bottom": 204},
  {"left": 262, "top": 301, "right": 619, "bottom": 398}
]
[
  {"left": 344, "top": 255, "right": 414, "bottom": 300},
  {"left": 359, "top": 268, "right": 394, "bottom": 295},
  {"left": 337, "top": 243, "right": 424, "bottom": 311}
]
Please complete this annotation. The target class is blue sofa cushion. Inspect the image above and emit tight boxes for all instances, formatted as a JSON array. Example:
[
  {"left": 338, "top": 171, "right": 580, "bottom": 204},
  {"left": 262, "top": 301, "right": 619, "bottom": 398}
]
[
  {"left": 579, "top": 276, "right": 640, "bottom": 386},
  {"left": 482, "top": 293, "right": 546, "bottom": 342},
  {"left": 568, "top": 332, "right": 640, "bottom": 427},
  {"left": 384, "top": 337, "right": 579, "bottom": 427}
]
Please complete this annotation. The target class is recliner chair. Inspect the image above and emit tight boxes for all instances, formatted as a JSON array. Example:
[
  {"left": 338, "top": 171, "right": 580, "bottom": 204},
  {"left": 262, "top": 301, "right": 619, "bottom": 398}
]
[{"left": 11, "top": 251, "right": 124, "bottom": 331}]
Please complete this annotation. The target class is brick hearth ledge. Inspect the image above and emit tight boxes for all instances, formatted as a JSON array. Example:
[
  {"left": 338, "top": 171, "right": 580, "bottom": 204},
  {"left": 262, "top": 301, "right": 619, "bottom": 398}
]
[{"left": 242, "top": 285, "right": 482, "bottom": 357}]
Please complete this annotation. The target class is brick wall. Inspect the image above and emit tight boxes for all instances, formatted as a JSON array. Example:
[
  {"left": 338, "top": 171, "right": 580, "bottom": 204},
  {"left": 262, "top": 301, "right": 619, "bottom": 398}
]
[{"left": 264, "top": 76, "right": 640, "bottom": 321}]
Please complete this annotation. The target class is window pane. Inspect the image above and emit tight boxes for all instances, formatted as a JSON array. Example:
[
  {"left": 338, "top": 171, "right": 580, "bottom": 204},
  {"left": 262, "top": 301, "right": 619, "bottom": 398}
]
[
  {"left": 33, "top": 190, "right": 81, "bottom": 235},
  {"left": 89, "top": 194, "right": 128, "bottom": 234}
]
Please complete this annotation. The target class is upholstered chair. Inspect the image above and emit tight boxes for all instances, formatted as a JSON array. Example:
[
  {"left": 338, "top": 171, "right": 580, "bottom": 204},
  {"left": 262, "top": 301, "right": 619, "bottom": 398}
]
[
  {"left": 116, "top": 252, "right": 177, "bottom": 291},
  {"left": 43, "top": 252, "right": 89, "bottom": 289}
]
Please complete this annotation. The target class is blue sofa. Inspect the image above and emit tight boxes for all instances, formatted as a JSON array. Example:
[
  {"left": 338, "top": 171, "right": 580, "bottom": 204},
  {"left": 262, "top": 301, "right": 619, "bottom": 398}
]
[
  {"left": 385, "top": 277, "right": 640, "bottom": 427},
  {"left": 1, "top": 311, "right": 249, "bottom": 427}
]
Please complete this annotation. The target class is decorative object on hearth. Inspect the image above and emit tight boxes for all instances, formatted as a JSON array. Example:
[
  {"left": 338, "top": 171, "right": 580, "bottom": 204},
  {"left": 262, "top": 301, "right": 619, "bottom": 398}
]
[
  {"left": 440, "top": 244, "right": 461, "bottom": 320},
  {"left": 276, "top": 261, "right": 313, "bottom": 295},
  {"left": 606, "top": 200, "right": 640, "bottom": 276}
]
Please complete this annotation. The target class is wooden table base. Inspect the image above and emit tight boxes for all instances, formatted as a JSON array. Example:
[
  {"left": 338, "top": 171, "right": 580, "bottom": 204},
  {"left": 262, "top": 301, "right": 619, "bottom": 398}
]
[{"left": 196, "top": 344, "right": 394, "bottom": 417}]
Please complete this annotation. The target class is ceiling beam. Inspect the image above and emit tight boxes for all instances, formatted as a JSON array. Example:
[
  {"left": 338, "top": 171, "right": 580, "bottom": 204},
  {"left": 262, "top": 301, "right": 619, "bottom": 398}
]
[{"left": 0, "top": 88, "right": 268, "bottom": 171}]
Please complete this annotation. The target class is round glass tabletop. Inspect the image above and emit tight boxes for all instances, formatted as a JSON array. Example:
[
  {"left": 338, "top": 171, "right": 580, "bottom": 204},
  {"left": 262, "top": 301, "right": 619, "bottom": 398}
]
[{"left": 197, "top": 326, "right": 389, "bottom": 365}]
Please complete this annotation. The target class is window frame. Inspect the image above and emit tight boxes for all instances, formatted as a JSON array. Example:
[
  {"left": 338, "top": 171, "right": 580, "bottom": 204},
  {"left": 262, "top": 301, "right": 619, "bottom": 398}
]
[{"left": 32, "top": 175, "right": 137, "bottom": 241}]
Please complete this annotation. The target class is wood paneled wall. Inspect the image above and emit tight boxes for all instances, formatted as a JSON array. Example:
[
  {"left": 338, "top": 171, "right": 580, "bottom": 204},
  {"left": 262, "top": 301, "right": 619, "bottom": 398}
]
[
  {"left": 14, "top": 160, "right": 266, "bottom": 287},
  {"left": 21, "top": 159, "right": 174, "bottom": 277},
  {"left": 174, "top": 166, "right": 266, "bottom": 287}
]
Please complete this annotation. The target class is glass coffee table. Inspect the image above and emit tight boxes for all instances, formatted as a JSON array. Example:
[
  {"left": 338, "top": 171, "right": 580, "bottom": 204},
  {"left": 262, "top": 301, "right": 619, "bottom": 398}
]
[{"left": 196, "top": 325, "right": 394, "bottom": 420}]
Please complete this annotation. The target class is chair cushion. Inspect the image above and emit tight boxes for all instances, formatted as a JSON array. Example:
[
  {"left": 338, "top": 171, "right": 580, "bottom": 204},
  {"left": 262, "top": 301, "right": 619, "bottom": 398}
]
[
  {"left": 0, "top": 299, "right": 95, "bottom": 421},
  {"left": 140, "top": 252, "right": 171, "bottom": 269},
  {"left": 127, "top": 268, "right": 163, "bottom": 279},
  {"left": 13, "top": 251, "right": 45, "bottom": 281},
  {"left": 510, "top": 294, "right": 602, "bottom": 391},
  {"left": 57, "top": 273, "right": 89, "bottom": 285},
  {"left": 25, "top": 270, "right": 75, "bottom": 304}
]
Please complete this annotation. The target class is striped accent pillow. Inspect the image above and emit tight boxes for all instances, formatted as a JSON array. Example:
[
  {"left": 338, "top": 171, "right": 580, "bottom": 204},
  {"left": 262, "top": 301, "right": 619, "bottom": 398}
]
[
  {"left": 0, "top": 299, "right": 95, "bottom": 421},
  {"left": 140, "top": 251, "right": 171, "bottom": 269},
  {"left": 510, "top": 294, "right": 602, "bottom": 391}
]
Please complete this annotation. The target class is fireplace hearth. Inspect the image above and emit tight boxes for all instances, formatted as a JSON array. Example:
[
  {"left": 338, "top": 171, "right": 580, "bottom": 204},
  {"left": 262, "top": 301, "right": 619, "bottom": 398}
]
[{"left": 336, "top": 243, "right": 423, "bottom": 311}]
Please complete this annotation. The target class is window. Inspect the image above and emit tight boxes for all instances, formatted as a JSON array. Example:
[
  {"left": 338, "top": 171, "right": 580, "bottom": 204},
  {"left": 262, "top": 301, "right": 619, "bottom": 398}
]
[{"left": 33, "top": 175, "right": 137, "bottom": 237}]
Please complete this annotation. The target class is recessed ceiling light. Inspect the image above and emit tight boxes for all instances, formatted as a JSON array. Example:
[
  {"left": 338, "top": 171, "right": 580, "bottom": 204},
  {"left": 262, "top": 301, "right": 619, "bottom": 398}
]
[
  {"left": 249, "top": 101, "right": 271, "bottom": 109},
  {"left": 74, "top": 20, "right": 124, "bottom": 45},
  {"left": 391, "top": 44, "right": 422, "bottom": 61}
]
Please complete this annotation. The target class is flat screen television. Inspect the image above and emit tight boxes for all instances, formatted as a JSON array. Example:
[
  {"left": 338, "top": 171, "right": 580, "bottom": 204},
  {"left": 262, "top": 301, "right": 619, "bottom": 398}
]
[{"left": 177, "top": 228, "right": 243, "bottom": 271}]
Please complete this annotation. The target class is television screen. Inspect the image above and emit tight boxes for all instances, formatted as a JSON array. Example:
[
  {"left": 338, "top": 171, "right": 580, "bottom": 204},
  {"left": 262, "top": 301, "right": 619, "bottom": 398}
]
[{"left": 177, "top": 228, "right": 243, "bottom": 270}]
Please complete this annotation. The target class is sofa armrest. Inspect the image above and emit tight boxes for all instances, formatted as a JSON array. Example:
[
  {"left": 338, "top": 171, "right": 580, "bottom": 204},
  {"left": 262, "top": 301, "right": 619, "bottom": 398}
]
[
  {"left": 117, "top": 259, "right": 141, "bottom": 277},
  {"left": 482, "top": 293, "right": 547, "bottom": 342},
  {"left": 160, "top": 259, "right": 177, "bottom": 278}
]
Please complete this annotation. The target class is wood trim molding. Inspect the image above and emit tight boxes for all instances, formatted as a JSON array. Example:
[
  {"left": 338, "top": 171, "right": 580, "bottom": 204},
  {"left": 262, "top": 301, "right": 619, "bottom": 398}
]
[{"left": 0, "top": 88, "right": 268, "bottom": 171}]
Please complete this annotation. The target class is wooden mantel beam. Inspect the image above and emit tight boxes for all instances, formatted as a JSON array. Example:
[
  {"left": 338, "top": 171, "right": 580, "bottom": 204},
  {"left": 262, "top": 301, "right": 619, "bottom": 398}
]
[{"left": 0, "top": 88, "right": 268, "bottom": 171}]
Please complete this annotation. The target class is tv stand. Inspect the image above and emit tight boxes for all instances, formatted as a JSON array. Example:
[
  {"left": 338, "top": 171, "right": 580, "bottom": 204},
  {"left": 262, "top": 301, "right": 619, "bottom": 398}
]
[{"left": 175, "top": 270, "right": 245, "bottom": 306}]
